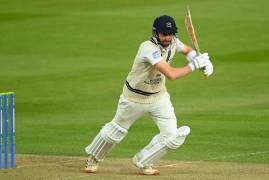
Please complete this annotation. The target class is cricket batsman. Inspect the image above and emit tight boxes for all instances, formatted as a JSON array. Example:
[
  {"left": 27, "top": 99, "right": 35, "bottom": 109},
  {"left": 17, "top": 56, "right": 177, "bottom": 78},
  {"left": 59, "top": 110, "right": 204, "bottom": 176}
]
[{"left": 84, "top": 15, "right": 213, "bottom": 175}]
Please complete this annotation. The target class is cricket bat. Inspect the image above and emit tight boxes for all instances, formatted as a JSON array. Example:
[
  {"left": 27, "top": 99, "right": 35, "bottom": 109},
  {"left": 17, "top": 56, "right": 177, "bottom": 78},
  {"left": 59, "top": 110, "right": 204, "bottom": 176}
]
[
  {"left": 185, "top": 6, "right": 208, "bottom": 77},
  {"left": 185, "top": 6, "right": 201, "bottom": 55}
]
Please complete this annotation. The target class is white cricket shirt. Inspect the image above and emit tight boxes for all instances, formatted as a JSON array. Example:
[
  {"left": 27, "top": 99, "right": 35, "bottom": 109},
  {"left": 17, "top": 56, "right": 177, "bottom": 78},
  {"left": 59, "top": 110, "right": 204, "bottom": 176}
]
[{"left": 122, "top": 37, "right": 185, "bottom": 103}]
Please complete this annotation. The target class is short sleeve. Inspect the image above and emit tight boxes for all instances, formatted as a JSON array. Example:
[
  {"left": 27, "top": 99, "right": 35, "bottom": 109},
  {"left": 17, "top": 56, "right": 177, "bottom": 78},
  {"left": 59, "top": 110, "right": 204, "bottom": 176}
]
[
  {"left": 140, "top": 43, "right": 163, "bottom": 65},
  {"left": 175, "top": 38, "right": 185, "bottom": 52}
]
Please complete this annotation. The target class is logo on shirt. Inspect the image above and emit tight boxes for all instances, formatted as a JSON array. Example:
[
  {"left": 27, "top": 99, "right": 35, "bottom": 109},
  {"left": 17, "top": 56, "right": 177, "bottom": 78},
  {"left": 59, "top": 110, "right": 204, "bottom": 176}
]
[
  {"left": 152, "top": 51, "right": 161, "bottom": 59},
  {"left": 144, "top": 77, "right": 162, "bottom": 85}
]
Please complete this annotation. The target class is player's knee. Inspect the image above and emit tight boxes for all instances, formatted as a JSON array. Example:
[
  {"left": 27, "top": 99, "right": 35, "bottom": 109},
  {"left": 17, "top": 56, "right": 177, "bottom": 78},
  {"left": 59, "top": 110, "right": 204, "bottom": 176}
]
[
  {"left": 162, "top": 127, "right": 178, "bottom": 138},
  {"left": 100, "top": 121, "right": 128, "bottom": 144},
  {"left": 165, "top": 126, "right": 191, "bottom": 149}
]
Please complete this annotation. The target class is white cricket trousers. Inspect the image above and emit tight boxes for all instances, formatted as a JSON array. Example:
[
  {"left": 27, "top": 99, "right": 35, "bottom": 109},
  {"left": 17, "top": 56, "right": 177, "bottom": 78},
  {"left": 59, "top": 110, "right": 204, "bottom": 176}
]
[{"left": 112, "top": 92, "right": 178, "bottom": 137}]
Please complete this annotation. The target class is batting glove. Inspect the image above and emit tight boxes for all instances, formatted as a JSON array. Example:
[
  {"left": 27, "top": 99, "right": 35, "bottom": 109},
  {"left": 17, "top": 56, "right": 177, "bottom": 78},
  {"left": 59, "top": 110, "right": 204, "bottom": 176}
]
[
  {"left": 203, "top": 61, "right": 214, "bottom": 77},
  {"left": 188, "top": 53, "right": 210, "bottom": 71}
]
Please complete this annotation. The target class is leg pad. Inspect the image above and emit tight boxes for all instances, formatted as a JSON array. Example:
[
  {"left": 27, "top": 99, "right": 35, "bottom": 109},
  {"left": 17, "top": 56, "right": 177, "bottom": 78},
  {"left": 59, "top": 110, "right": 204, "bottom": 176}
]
[
  {"left": 85, "top": 122, "right": 128, "bottom": 162},
  {"left": 133, "top": 126, "right": 190, "bottom": 168}
]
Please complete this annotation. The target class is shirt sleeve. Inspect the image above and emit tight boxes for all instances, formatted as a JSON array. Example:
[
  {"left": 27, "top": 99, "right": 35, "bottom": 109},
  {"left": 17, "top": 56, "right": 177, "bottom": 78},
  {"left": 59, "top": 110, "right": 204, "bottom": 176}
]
[
  {"left": 140, "top": 43, "right": 163, "bottom": 65},
  {"left": 175, "top": 38, "right": 185, "bottom": 52}
]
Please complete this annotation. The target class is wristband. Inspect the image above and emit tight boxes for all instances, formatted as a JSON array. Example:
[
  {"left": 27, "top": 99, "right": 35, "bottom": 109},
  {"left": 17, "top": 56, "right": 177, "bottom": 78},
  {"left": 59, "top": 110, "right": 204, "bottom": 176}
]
[{"left": 186, "top": 50, "right": 197, "bottom": 62}]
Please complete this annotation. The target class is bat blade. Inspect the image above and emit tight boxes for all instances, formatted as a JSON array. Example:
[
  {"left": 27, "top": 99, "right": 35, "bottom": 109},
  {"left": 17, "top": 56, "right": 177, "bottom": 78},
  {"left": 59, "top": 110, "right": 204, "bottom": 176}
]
[{"left": 185, "top": 6, "right": 201, "bottom": 55}]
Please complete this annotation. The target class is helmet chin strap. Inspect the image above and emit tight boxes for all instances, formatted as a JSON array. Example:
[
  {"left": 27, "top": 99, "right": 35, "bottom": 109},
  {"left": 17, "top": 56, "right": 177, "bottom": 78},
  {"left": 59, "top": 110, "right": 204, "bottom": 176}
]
[{"left": 151, "top": 36, "right": 160, "bottom": 45}]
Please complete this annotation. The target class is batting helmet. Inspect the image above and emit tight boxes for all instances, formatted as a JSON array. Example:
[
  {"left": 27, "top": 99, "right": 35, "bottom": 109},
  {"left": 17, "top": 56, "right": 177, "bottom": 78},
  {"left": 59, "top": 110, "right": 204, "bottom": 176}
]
[{"left": 152, "top": 15, "right": 178, "bottom": 38}]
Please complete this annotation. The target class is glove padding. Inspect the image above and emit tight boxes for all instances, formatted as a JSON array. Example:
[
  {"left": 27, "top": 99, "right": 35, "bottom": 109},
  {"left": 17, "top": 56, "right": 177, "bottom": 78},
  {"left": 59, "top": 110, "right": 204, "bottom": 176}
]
[
  {"left": 188, "top": 53, "right": 210, "bottom": 71},
  {"left": 203, "top": 61, "right": 214, "bottom": 77}
]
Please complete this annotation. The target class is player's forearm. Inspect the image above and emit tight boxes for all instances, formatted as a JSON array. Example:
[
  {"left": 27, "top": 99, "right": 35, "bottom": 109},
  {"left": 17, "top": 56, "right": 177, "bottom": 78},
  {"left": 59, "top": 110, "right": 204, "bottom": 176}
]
[
  {"left": 169, "top": 65, "right": 192, "bottom": 80},
  {"left": 155, "top": 60, "right": 192, "bottom": 80}
]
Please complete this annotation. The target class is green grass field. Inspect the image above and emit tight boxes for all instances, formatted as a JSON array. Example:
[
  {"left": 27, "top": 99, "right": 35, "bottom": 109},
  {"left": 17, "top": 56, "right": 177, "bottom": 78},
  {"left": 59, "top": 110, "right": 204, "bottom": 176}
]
[{"left": 0, "top": 0, "right": 269, "bottom": 178}]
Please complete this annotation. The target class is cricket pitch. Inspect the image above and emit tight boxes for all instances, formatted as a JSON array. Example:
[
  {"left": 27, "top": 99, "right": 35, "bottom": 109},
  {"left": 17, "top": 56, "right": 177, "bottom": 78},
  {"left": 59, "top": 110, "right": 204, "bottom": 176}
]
[{"left": 0, "top": 154, "right": 268, "bottom": 180}]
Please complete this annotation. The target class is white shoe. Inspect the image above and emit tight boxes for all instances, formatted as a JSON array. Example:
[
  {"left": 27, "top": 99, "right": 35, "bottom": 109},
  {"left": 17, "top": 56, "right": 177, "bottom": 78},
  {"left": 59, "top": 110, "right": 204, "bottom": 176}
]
[
  {"left": 132, "top": 156, "right": 160, "bottom": 175},
  {"left": 84, "top": 155, "right": 98, "bottom": 173},
  {"left": 140, "top": 166, "right": 160, "bottom": 175}
]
